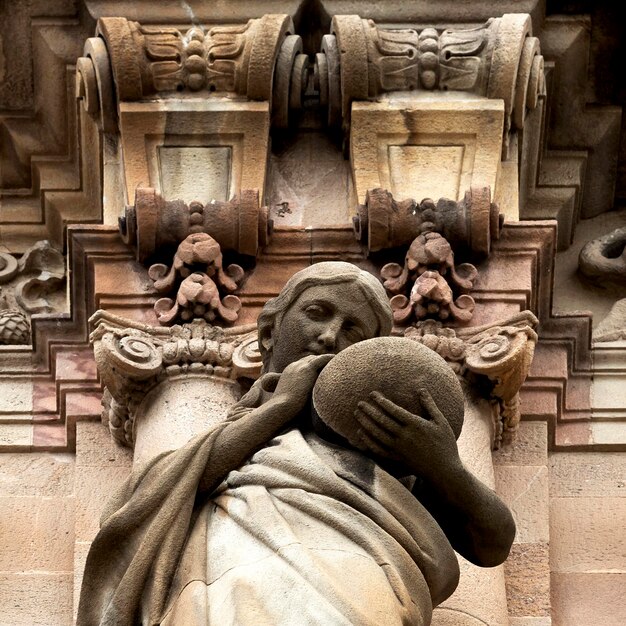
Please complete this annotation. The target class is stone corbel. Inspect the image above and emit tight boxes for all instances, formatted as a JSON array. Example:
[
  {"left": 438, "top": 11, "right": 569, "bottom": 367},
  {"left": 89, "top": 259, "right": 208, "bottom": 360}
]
[
  {"left": 75, "top": 14, "right": 306, "bottom": 208},
  {"left": 357, "top": 186, "right": 500, "bottom": 326},
  {"left": 404, "top": 312, "right": 538, "bottom": 448},
  {"left": 90, "top": 310, "right": 262, "bottom": 451},
  {"left": 120, "top": 187, "right": 272, "bottom": 326},
  {"left": 316, "top": 14, "right": 545, "bottom": 145}
]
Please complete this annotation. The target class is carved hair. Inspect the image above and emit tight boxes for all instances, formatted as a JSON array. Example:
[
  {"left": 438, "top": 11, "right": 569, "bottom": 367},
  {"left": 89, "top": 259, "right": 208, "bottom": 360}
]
[{"left": 257, "top": 262, "right": 393, "bottom": 369}]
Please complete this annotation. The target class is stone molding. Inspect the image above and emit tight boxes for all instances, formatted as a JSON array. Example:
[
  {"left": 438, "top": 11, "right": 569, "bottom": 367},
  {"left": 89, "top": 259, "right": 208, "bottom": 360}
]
[{"left": 89, "top": 310, "right": 261, "bottom": 446}]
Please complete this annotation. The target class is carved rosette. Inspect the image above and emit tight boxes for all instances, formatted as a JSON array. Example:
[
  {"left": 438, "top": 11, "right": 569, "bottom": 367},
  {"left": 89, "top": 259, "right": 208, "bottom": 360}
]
[
  {"left": 403, "top": 312, "right": 539, "bottom": 448},
  {"left": 90, "top": 311, "right": 262, "bottom": 447},
  {"left": 0, "top": 241, "right": 66, "bottom": 345}
]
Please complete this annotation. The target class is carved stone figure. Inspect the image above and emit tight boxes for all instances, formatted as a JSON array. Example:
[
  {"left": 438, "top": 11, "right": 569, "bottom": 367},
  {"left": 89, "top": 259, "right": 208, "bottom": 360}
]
[{"left": 77, "top": 262, "right": 514, "bottom": 626}]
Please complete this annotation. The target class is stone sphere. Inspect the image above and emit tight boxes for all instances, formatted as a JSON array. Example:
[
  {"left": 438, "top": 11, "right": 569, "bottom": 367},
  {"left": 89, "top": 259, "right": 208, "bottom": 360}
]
[{"left": 312, "top": 336, "right": 464, "bottom": 450}]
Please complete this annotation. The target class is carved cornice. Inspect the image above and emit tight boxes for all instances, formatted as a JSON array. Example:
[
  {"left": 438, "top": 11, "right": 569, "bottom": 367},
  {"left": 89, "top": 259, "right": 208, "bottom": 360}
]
[{"left": 90, "top": 310, "right": 261, "bottom": 446}]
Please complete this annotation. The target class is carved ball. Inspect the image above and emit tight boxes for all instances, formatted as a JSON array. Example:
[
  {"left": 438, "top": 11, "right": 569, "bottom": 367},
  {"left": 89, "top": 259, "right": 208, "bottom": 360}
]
[{"left": 312, "top": 336, "right": 464, "bottom": 450}]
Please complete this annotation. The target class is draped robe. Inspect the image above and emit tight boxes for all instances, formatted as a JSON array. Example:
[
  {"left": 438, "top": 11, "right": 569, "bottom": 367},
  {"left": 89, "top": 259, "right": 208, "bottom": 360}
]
[{"left": 77, "top": 382, "right": 459, "bottom": 626}]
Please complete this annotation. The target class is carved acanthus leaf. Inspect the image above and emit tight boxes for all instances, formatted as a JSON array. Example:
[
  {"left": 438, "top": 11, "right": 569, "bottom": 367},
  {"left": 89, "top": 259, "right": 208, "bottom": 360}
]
[
  {"left": 149, "top": 233, "right": 245, "bottom": 326},
  {"left": 382, "top": 231, "right": 479, "bottom": 325}
]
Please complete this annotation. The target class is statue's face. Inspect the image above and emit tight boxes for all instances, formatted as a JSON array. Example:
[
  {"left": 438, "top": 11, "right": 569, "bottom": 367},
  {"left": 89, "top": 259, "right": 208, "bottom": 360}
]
[{"left": 269, "top": 282, "right": 380, "bottom": 373}]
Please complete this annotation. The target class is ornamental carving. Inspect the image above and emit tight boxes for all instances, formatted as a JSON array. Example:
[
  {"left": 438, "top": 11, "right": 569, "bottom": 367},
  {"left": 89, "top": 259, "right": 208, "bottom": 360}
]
[
  {"left": 578, "top": 226, "right": 626, "bottom": 286},
  {"left": 354, "top": 186, "right": 501, "bottom": 255},
  {"left": 149, "top": 233, "right": 245, "bottom": 325},
  {"left": 403, "top": 312, "right": 539, "bottom": 447},
  {"left": 320, "top": 13, "right": 544, "bottom": 135},
  {"left": 382, "top": 232, "right": 478, "bottom": 324},
  {"left": 120, "top": 187, "right": 272, "bottom": 262},
  {"left": 90, "top": 311, "right": 262, "bottom": 446},
  {"left": 0, "top": 241, "right": 66, "bottom": 345}
]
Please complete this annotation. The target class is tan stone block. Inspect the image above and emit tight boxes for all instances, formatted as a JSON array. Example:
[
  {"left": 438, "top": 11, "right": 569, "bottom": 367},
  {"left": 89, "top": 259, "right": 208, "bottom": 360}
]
[
  {"left": 0, "top": 423, "right": 32, "bottom": 449},
  {"left": 0, "top": 573, "right": 73, "bottom": 626},
  {"left": 509, "top": 619, "right": 552, "bottom": 626},
  {"left": 75, "top": 465, "right": 130, "bottom": 542},
  {"left": 0, "top": 497, "right": 75, "bottom": 571},
  {"left": 0, "top": 453, "right": 74, "bottom": 497},
  {"left": 551, "top": 573, "right": 626, "bottom": 626},
  {"left": 75, "top": 421, "right": 133, "bottom": 468},
  {"left": 494, "top": 421, "right": 548, "bottom": 466},
  {"left": 505, "top": 543, "right": 551, "bottom": 617},
  {"left": 350, "top": 94, "right": 505, "bottom": 213},
  {"left": 0, "top": 378, "right": 33, "bottom": 414},
  {"left": 73, "top": 541, "right": 91, "bottom": 622},
  {"left": 495, "top": 465, "right": 549, "bottom": 543},
  {"left": 550, "top": 497, "right": 626, "bottom": 573},
  {"left": 119, "top": 100, "right": 270, "bottom": 205},
  {"left": 549, "top": 452, "right": 626, "bottom": 497}
]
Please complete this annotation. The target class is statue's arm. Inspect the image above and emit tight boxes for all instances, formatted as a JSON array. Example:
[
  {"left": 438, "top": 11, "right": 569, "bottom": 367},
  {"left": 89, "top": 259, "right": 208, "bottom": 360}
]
[
  {"left": 355, "top": 389, "right": 515, "bottom": 567},
  {"left": 198, "top": 353, "right": 333, "bottom": 495}
]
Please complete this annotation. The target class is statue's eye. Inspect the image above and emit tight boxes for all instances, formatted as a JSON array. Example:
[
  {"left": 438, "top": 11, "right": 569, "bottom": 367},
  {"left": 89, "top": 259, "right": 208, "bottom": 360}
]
[{"left": 304, "top": 304, "right": 328, "bottom": 320}]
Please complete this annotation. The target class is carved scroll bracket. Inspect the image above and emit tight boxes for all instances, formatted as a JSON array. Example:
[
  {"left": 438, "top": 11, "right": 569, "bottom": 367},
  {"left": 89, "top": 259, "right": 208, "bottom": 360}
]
[
  {"left": 316, "top": 13, "right": 545, "bottom": 152},
  {"left": 403, "top": 311, "right": 539, "bottom": 448},
  {"left": 76, "top": 15, "right": 308, "bottom": 131},
  {"left": 90, "top": 310, "right": 262, "bottom": 447},
  {"left": 120, "top": 187, "right": 272, "bottom": 261}
]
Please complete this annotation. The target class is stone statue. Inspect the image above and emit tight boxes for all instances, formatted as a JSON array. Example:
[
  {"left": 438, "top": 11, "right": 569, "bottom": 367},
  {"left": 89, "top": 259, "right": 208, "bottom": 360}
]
[{"left": 77, "top": 261, "right": 515, "bottom": 626}]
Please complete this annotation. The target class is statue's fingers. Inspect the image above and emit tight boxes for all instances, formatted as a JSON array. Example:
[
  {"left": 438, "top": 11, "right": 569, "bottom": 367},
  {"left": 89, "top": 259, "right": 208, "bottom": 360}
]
[
  {"left": 355, "top": 408, "right": 396, "bottom": 447},
  {"left": 356, "top": 426, "right": 393, "bottom": 458},
  {"left": 356, "top": 401, "right": 403, "bottom": 434},
  {"left": 417, "top": 387, "right": 448, "bottom": 426},
  {"left": 368, "top": 391, "right": 417, "bottom": 425}
]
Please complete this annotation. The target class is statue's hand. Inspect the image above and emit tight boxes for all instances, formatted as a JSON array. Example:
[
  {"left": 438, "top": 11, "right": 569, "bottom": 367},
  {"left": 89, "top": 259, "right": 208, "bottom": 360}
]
[
  {"left": 272, "top": 354, "right": 334, "bottom": 415},
  {"left": 354, "top": 388, "right": 461, "bottom": 480}
]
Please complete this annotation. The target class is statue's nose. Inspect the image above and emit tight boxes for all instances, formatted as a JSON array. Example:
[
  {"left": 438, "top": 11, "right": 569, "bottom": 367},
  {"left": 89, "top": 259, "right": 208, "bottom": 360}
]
[{"left": 318, "top": 320, "right": 341, "bottom": 349}]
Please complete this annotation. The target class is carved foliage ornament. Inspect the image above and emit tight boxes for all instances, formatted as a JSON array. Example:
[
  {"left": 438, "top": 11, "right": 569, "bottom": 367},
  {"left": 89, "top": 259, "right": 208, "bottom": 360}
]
[
  {"left": 90, "top": 311, "right": 262, "bottom": 446},
  {"left": 357, "top": 187, "right": 500, "bottom": 326},
  {"left": 0, "top": 241, "right": 66, "bottom": 345},
  {"left": 149, "top": 233, "right": 244, "bottom": 326},
  {"left": 403, "top": 312, "right": 539, "bottom": 447}
]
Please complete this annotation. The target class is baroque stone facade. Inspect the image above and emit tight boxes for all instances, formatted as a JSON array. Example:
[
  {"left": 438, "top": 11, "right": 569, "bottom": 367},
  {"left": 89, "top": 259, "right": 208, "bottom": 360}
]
[{"left": 0, "top": 1, "right": 625, "bottom": 625}]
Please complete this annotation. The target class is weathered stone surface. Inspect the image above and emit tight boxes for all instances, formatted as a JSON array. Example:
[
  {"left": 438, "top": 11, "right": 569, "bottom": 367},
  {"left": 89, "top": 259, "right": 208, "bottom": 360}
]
[
  {"left": 0, "top": 573, "right": 73, "bottom": 626},
  {"left": 549, "top": 452, "right": 626, "bottom": 498},
  {"left": 550, "top": 497, "right": 626, "bottom": 573},
  {"left": 495, "top": 465, "right": 549, "bottom": 544},
  {"left": 0, "top": 496, "right": 75, "bottom": 571},
  {"left": 551, "top": 573, "right": 626, "bottom": 626},
  {"left": 0, "top": 453, "right": 74, "bottom": 497},
  {"left": 504, "top": 543, "right": 551, "bottom": 617},
  {"left": 493, "top": 421, "right": 548, "bottom": 466}
]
